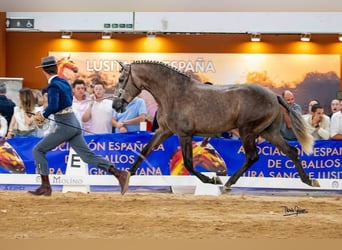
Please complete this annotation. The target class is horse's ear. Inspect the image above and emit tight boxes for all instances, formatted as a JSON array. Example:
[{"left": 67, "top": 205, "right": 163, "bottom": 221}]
[{"left": 116, "top": 61, "right": 127, "bottom": 71}]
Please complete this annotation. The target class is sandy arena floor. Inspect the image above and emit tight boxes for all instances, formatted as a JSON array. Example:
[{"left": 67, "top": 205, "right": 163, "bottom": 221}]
[{"left": 0, "top": 190, "right": 341, "bottom": 239}]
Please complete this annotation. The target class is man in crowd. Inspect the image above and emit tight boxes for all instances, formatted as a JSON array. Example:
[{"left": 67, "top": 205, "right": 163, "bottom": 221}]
[
  {"left": 330, "top": 99, "right": 342, "bottom": 140},
  {"left": 280, "top": 90, "right": 302, "bottom": 140},
  {"left": 0, "top": 83, "right": 16, "bottom": 134},
  {"left": 303, "top": 103, "right": 330, "bottom": 140}
]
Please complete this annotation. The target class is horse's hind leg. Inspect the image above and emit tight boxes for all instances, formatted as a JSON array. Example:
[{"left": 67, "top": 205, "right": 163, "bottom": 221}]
[
  {"left": 179, "top": 135, "right": 221, "bottom": 184},
  {"left": 223, "top": 135, "right": 259, "bottom": 192},
  {"left": 261, "top": 130, "right": 319, "bottom": 187}
]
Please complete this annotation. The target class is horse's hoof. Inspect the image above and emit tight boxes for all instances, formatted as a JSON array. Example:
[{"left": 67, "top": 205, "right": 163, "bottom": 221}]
[
  {"left": 311, "top": 179, "right": 320, "bottom": 187},
  {"left": 211, "top": 176, "right": 223, "bottom": 185},
  {"left": 221, "top": 185, "right": 231, "bottom": 194}
]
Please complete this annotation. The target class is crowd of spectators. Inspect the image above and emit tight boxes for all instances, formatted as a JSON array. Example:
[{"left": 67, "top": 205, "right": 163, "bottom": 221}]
[
  {"left": 280, "top": 90, "right": 341, "bottom": 141},
  {"left": 0, "top": 81, "right": 341, "bottom": 142}
]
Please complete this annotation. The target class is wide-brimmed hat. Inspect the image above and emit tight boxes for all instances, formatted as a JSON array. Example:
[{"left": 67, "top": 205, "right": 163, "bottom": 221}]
[{"left": 35, "top": 56, "right": 59, "bottom": 68}]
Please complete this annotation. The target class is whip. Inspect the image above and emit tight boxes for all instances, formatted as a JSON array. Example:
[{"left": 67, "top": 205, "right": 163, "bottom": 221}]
[{"left": 26, "top": 111, "right": 96, "bottom": 135}]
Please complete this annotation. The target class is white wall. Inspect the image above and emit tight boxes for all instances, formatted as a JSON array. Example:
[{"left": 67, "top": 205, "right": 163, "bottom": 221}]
[
  {"left": 134, "top": 12, "right": 342, "bottom": 33},
  {"left": 6, "top": 12, "right": 342, "bottom": 34}
]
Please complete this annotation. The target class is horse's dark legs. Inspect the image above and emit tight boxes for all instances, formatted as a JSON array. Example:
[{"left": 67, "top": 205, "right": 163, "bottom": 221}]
[
  {"left": 179, "top": 136, "right": 222, "bottom": 184},
  {"left": 262, "top": 132, "right": 319, "bottom": 187},
  {"left": 223, "top": 136, "right": 259, "bottom": 191},
  {"left": 128, "top": 130, "right": 173, "bottom": 175}
]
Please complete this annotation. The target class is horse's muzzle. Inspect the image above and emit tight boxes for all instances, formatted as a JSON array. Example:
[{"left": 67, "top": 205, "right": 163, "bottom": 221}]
[{"left": 112, "top": 98, "right": 127, "bottom": 113}]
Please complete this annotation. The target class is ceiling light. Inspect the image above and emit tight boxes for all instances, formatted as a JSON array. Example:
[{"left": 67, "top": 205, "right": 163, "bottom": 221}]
[
  {"left": 338, "top": 33, "right": 342, "bottom": 42},
  {"left": 146, "top": 31, "right": 156, "bottom": 39},
  {"left": 250, "top": 33, "right": 261, "bottom": 42},
  {"left": 101, "top": 31, "right": 112, "bottom": 39},
  {"left": 300, "top": 33, "right": 311, "bottom": 42},
  {"left": 61, "top": 31, "right": 72, "bottom": 39}
]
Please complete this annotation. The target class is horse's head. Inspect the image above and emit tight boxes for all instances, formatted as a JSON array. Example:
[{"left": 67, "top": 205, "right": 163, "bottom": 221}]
[{"left": 112, "top": 61, "right": 142, "bottom": 113}]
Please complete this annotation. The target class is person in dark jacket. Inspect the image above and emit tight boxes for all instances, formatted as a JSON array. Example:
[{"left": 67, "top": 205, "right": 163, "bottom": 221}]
[
  {"left": 0, "top": 82, "right": 16, "bottom": 134},
  {"left": 30, "top": 56, "right": 130, "bottom": 196}
]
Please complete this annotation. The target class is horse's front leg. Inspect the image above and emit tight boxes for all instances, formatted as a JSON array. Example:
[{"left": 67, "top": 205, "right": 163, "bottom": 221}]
[
  {"left": 179, "top": 135, "right": 222, "bottom": 185},
  {"left": 129, "top": 129, "right": 173, "bottom": 175}
]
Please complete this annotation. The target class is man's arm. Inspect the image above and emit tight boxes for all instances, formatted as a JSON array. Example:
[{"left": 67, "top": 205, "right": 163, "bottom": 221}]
[{"left": 331, "top": 134, "right": 342, "bottom": 140}]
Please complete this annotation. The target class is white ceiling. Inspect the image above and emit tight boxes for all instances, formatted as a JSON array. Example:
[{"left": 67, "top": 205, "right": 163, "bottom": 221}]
[{"left": 1, "top": 0, "right": 342, "bottom": 12}]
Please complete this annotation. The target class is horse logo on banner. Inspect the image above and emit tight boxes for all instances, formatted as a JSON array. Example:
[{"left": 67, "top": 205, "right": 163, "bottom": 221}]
[
  {"left": 0, "top": 138, "right": 25, "bottom": 174},
  {"left": 57, "top": 56, "right": 78, "bottom": 80}
]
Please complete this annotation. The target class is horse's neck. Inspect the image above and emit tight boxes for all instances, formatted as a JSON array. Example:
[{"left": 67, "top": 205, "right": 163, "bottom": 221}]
[
  {"left": 143, "top": 76, "right": 193, "bottom": 110},
  {"left": 135, "top": 63, "right": 192, "bottom": 100}
]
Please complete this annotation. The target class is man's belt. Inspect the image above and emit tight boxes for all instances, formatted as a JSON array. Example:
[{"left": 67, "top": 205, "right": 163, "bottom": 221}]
[{"left": 55, "top": 106, "right": 73, "bottom": 115}]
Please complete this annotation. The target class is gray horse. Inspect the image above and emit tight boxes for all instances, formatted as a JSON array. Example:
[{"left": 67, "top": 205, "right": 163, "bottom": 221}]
[{"left": 112, "top": 60, "right": 320, "bottom": 194}]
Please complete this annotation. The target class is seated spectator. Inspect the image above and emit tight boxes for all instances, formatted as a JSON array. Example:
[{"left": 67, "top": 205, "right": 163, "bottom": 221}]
[
  {"left": 330, "top": 99, "right": 342, "bottom": 140},
  {"left": 82, "top": 80, "right": 114, "bottom": 134},
  {"left": 7, "top": 88, "right": 40, "bottom": 138},
  {"left": 112, "top": 96, "right": 147, "bottom": 133},
  {"left": 328, "top": 99, "right": 340, "bottom": 118},
  {"left": 303, "top": 103, "right": 330, "bottom": 140}
]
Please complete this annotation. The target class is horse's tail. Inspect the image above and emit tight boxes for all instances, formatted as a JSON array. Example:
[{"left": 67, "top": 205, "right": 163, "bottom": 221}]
[{"left": 277, "top": 96, "right": 314, "bottom": 155}]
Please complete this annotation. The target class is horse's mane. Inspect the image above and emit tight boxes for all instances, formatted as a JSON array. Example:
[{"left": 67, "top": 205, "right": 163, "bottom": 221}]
[{"left": 132, "top": 60, "right": 190, "bottom": 78}]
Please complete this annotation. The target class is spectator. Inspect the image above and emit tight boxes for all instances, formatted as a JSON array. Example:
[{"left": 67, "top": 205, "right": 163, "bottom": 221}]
[
  {"left": 36, "top": 88, "right": 57, "bottom": 137},
  {"left": 330, "top": 99, "right": 342, "bottom": 140},
  {"left": 0, "top": 82, "right": 16, "bottom": 133},
  {"left": 82, "top": 80, "right": 114, "bottom": 134},
  {"left": 280, "top": 90, "right": 302, "bottom": 141},
  {"left": 303, "top": 103, "right": 330, "bottom": 140},
  {"left": 302, "top": 99, "right": 320, "bottom": 120},
  {"left": 0, "top": 114, "right": 8, "bottom": 137},
  {"left": 32, "top": 88, "right": 44, "bottom": 108},
  {"left": 328, "top": 99, "right": 340, "bottom": 118},
  {"left": 72, "top": 79, "right": 91, "bottom": 134},
  {"left": 7, "top": 88, "right": 40, "bottom": 138},
  {"left": 112, "top": 96, "right": 147, "bottom": 133}
]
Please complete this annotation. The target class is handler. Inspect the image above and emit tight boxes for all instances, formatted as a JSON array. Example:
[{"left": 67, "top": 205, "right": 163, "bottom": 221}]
[{"left": 30, "top": 56, "right": 130, "bottom": 196}]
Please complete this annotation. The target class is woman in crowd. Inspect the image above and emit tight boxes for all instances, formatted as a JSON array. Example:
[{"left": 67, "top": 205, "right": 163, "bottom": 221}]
[{"left": 7, "top": 88, "right": 40, "bottom": 138}]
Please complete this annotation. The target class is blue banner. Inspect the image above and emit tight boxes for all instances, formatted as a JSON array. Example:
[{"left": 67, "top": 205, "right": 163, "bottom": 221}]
[{"left": 1, "top": 132, "right": 341, "bottom": 180}]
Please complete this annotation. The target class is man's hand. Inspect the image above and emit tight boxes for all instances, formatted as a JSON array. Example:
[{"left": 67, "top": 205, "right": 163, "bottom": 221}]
[
  {"left": 34, "top": 111, "right": 45, "bottom": 123},
  {"left": 311, "top": 114, "right": 321, "bottom": 127}
]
